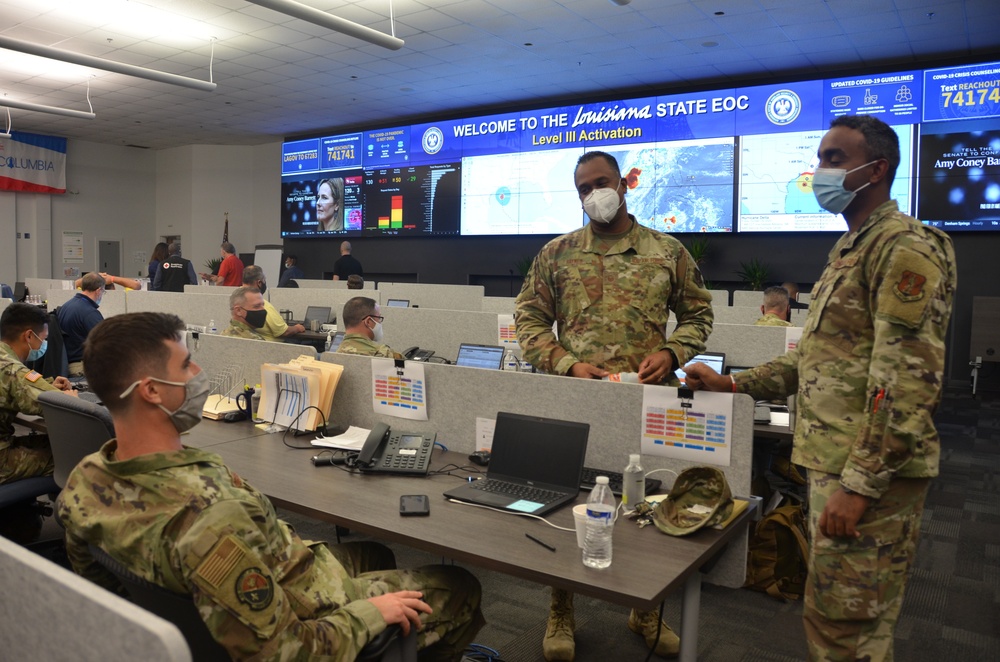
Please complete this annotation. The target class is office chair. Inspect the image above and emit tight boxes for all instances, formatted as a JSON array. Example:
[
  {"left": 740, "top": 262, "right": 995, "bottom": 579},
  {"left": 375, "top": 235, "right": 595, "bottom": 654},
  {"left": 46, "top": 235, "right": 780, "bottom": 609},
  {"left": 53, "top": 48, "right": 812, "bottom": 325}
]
[
  {"left": 89, "top": 545, "right": 416, "bottom": 662},
  {"left": 37, "top": 391, "right": 115, "bottom": 489},
  {"left": 0, "top": 475, "right": 58, "bottom": 510}
]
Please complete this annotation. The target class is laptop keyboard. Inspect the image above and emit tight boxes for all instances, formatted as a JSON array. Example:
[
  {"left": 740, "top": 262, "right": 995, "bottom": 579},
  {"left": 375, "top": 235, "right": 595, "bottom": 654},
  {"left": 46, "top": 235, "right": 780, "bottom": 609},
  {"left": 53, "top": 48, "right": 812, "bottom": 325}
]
[
  {"left": 580, "top": 467, "right": 662, "bottom": 497},
  {"left": 471, "top": 478, "right": 563, "bottom": 504}
]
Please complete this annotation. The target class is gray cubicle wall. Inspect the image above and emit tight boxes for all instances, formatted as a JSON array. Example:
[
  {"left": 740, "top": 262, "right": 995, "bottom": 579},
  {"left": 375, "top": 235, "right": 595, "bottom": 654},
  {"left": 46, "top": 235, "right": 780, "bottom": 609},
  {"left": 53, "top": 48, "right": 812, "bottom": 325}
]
[
  {"left": 283, "top": 278, "right": 375, "bottom": 290},
  {"left": 378, "top": 283, "right": 484, "bottom": 311},
  {"left": 665, "top": 322, "right": 789, "bottom": 368},
  {"left": 0, "top": 536, "right": 192, "bottom": 662},
  {"left": 183, "top": 285, "right": 238, "bottom": 295},
  {"left": 0, "top": 298, "right": 10, "bottom": 315},
  {"left": 380, "top": 307, "right": 503, "bottom": 363},
  {"left": 318, "top": 352, "right": 753, "bottom": 588},
  {"left": 45, "top": 289, "right": 128, "bottom": 319},
  {"left": 126, "top": 291, "right": 230, "bottom": 328},
  {"left": 708, "top": 289, "right": 730, "bottom": 306},
  {"left": 712, "top": 306, "right": 808, "bottom": 326},
  {"left": 26, "top": 277, "right": 72, "bottom": 295},
  {"left": 186, "top": 333, "right": 318, "bottom": 387},
  {"left": 269, "top": 288, "right": 367, "bottom": 323},
  {"left": 482, "top": 296, "right": 516, "bottom": 315}
]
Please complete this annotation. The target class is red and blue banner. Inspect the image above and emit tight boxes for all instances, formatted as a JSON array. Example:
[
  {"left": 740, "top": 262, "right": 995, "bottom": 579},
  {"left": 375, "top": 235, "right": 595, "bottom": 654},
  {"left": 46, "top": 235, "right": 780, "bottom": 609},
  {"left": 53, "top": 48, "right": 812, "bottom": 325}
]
[{"left": 0, "top": 132, "right": 68, "bottom": 194}]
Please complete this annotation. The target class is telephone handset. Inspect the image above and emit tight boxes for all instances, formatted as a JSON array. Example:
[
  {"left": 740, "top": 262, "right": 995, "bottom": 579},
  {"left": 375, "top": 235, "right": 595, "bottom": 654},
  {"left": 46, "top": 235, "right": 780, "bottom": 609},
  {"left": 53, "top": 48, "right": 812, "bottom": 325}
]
[
  {"left": 403, "top": 346, "right": 436, "bottom": 361},
  {"left": 355, "top": 422, "right": 435, "bottom": 475}
]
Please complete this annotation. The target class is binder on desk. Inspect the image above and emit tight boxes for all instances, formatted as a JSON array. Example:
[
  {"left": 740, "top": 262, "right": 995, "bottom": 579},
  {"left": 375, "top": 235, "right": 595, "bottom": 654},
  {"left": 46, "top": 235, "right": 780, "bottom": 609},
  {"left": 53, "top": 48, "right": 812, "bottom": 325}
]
[{"left": 258, "top": 355, "right": 343, "bottom": 432}]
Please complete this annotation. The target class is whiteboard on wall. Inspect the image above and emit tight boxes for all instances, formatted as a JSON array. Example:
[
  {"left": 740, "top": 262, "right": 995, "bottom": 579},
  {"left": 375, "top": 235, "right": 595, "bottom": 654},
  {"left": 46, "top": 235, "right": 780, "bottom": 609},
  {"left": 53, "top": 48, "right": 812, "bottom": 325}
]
[{"left": 254, "top": 244, "right": 283, "bottom": 299}]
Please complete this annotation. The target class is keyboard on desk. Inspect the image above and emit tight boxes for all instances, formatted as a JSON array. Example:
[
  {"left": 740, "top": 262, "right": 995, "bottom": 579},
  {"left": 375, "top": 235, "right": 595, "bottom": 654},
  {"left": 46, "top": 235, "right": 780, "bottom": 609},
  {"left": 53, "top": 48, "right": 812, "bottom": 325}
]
[
  {"left": 471, "top": 479, "right": 563, "bottom": 505},
  {"left": 580, "top": 467, "right": 662, "bottom": 497}
]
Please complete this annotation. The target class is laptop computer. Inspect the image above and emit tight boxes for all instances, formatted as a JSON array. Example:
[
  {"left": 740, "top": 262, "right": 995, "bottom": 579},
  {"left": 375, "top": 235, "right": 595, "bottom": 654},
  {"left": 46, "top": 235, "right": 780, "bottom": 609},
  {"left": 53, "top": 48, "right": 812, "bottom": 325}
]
[
  {"left": 302, "top": 305, "right": 332, "bottom": 327},
  {"left": 675, "top": 351, "right": 726, "bottom": 383},
  {"left": 385, "top": 298, "right": 409, "bottom": 307},
  {"left": 454, "top": 343, "right": 505, "bottom": 370},
  {"left": 443, "top": 412, "right": 589, "bottom": 516},
  {"left": 327, "top": 330, "right": 345, "bottom": 351}
]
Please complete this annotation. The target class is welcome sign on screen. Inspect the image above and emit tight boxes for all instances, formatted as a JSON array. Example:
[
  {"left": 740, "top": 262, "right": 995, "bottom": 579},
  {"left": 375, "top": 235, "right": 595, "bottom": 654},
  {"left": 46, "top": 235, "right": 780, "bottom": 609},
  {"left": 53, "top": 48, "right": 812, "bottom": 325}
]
[{"left": 281, "top": 58, "right": 1000, "bottom": 238}]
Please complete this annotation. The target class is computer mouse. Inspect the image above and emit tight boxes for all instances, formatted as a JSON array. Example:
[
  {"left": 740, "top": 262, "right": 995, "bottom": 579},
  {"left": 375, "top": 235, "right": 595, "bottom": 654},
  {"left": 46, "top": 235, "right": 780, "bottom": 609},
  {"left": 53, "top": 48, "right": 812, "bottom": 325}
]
[{"left": 469, "top": 451, "right": 491, "bottom": 466}]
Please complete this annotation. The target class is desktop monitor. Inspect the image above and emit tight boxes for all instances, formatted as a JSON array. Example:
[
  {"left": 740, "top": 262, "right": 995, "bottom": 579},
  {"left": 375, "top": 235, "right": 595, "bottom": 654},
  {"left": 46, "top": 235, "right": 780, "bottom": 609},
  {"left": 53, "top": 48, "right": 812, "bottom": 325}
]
[
  {"left": 13, "top": 282, "right": 26, "bottom": 302},
  {"left": 385, "top": 299, "right": 410, "bottom": 307},
  {"left": 675, "top": 352, "right": 726, "bottom": 383},
  {"left": 454, "top": 343, "right": 505, "bottom": 370}
]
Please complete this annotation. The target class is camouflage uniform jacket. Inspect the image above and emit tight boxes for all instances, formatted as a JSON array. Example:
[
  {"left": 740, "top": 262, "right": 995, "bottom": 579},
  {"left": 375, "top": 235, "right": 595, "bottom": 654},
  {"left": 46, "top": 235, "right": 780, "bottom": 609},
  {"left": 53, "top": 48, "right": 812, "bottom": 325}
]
[
  {"left": 57, "top": 441, "right": 387, "bottom": 661},
  {"left": 733, "top": 201, "right": 956, "bottom": 498},
  {"left": 515, "top": 217, "right": 713, "bottom": 376},
  {"left": 754, "top": 313, "right": 792, "bottom": 327},
  {"left": 0, "top": 341, "right": 59, "bottom": 448},
  {"left": 336, "top": 333, "right": 402, "bottom": 360},
  {"left": 221, "top": 318, "right": 265, "bottom": 340}
]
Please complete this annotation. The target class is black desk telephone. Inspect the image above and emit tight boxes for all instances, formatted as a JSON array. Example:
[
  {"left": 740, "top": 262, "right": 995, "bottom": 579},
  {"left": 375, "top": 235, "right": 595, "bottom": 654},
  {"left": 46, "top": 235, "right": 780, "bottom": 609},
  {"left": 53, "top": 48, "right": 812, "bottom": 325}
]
[
  {"left": 403, "top": 346, "right": 436, "bottom": 361},
  {"left": 356, "top": 422, "right": 435, "bottom": 475}
]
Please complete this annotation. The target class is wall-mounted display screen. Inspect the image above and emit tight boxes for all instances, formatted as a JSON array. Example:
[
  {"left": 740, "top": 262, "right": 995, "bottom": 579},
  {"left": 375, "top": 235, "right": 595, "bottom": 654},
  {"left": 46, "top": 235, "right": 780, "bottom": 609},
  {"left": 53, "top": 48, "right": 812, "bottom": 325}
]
[{"left": 281, "top": 58, "right": 1000, "bottom": 237}]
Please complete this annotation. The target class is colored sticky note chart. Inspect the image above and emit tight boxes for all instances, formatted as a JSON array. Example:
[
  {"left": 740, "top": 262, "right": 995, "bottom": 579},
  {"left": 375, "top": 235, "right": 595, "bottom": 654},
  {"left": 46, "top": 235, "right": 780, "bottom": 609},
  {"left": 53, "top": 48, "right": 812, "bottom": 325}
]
[
  {"left": 497, "top": 314, "right": 518, "bottom": 345},
  {"left": 641, "top": 388, "right": 732, "bottom": 466},
  {"left": 371, "top": 359, "right": 428, "bottom": 421}
]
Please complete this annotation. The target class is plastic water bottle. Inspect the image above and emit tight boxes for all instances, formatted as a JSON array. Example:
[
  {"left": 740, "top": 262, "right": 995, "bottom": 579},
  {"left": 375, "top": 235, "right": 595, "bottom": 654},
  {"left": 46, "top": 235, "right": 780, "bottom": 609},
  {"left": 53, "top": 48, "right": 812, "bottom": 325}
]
[
  {"left": 325, "top": 331, "right": 333, "bottom": 352},
  {"left": 583, "top": 476, "right": 615, "bottom": 569},
  {"left": 208, "top": 319, "right": 218, "bottom": 334},
  {"left": 622, "top": 454, "right": 645, "bottom": 512}
]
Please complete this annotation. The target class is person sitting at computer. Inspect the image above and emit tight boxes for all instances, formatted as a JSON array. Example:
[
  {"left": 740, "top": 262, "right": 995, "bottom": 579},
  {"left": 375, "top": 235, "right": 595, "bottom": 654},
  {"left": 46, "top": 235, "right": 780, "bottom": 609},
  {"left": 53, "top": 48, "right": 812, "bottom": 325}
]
[
  {"left": 220, "top": 286, "right": 266, "bottom": 341},
  {"left": 57, "top": 312, "right": 485, "bottom": 660},
  {"left": 0, "top": 303, "right": 78, "bottom": 485},
  {"left": 754, "top": 286, "right": 792, "bottom": 326},
  {"left": 337, "top": 297, "right": 402, "bottom": 359},
  {"left": 57, "top": 272, "right": 106, "bottom": 377},
  {"left": 241, "top": 266, "right": 305, "bottom": 342},
  {"left": 347, "top": 274, "right": 365, "bottom": 290}
]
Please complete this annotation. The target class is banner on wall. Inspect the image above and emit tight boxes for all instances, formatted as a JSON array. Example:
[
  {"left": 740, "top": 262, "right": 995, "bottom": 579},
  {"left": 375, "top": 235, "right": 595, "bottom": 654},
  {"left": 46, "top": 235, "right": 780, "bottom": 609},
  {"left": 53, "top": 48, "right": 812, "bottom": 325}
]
[{"left": 0, "top": 132, "right": 67, "bottom": 194}]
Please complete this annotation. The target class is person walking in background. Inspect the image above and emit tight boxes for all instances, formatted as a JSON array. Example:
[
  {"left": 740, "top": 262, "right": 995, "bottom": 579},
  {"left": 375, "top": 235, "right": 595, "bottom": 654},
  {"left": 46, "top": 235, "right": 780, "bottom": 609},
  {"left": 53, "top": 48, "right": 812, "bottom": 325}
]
[
  {"left": 332, "top": 241, "right": 363, "bottom": 281},
  {"left": 147, "top": 242, "right": 168, "bottom": 282}
]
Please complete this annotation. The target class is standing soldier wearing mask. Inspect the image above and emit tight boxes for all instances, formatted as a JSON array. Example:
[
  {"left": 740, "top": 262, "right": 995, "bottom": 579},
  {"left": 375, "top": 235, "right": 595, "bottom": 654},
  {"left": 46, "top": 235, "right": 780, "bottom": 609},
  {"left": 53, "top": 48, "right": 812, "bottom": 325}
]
[{"left": 515, "top": 151, "right": 714, "bottom": 660}]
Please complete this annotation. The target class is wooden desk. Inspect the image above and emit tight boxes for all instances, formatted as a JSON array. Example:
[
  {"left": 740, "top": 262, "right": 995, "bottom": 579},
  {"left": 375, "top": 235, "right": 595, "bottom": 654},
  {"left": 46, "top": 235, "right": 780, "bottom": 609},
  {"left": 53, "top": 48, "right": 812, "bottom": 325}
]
[{"left": 205, "top": 429, "right": 751, "bottom": 662}]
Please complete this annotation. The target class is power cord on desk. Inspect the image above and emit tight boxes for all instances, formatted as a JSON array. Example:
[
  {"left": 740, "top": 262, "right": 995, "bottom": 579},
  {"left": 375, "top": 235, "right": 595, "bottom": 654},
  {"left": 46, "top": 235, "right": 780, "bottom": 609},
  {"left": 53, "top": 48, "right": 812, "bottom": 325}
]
[
  {"left": 429, "top": 463, "right": 485, "bottom": 479},
  {"left": 281, "top": 405, "right": 329, "bottom": 450}
]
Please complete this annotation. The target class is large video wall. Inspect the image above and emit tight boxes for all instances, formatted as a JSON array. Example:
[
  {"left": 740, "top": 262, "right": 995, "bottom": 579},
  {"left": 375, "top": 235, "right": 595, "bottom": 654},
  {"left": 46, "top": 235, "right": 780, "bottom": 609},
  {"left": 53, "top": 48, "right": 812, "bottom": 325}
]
[{"left": 281, "top": 59, "right": 1000, "bottom": 238}]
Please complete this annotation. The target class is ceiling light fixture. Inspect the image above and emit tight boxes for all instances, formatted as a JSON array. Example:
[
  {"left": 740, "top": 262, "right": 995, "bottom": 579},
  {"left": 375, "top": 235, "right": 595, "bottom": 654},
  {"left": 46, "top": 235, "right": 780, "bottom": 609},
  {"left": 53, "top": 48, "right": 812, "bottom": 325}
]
[
  {"left": 244, "top": 0, "right": 404, "bottom": 50},
  {"left": 0, "top": 107, "right": 11, "bottom": 138},
  {"left": 0, "top": 96, "right": 96, "bottom": 120},
  {"left": 609, "top": 0, "right": 632, "bottom": 5},
  {"left": 0, "top": 35, "right": 217, "bottom": 92}
]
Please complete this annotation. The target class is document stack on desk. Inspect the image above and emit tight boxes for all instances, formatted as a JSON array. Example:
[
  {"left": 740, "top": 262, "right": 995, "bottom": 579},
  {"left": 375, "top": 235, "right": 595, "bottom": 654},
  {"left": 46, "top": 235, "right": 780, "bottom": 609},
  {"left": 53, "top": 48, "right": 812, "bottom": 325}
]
[{"left": 257, "top": 355, "right": 343, "bottom": 432}]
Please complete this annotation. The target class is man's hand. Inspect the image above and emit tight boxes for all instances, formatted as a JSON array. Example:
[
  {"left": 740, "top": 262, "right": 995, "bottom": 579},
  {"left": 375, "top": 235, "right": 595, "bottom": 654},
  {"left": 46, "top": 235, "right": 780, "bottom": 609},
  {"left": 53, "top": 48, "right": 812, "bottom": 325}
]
[
  {"left": 291, "top": 324, "right": 305, "bottom": 334},
  {"left": 367, "top": 591, "right": 433, "bottom": 636},
  {"left": 569, "top": 362, "right": 608, "bottom": 379},
  {"left": 52, "top": 376, "right": 74, "bottom": 391},
  {"left": 681, "top": 362, "right": 730, "bottom": 391},
  {"left": 819, "top": 489, "right": 870, "bottom": 538},
  {"left": 638, "top": 350, "right": 674, "bottom": 384}
]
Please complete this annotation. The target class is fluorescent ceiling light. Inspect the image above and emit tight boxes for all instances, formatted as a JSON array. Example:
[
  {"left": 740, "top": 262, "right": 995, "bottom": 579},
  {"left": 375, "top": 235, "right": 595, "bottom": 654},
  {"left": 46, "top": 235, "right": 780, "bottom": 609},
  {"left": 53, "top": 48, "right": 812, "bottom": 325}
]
[
  {"left": 0, "top": 96, "right": 96, "bottom": 120},
  {"left": 49, "top": 0, "right": 217, "bottom": 42},
  {"left": 0, "top": 35, "right": 217, "bottom": 92},
  {"left": 244, "top": 0, "right": 404, "bottom": 51}
]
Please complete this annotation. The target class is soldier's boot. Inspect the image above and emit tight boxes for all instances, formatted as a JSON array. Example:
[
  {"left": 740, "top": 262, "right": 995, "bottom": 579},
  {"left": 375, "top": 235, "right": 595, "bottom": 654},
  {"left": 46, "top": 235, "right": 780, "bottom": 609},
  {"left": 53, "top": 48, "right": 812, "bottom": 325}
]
[
  {"left": 543, "top": 588, "right": 575, "bottom": 661},
  {"left": 627, "top": 608, "right": 680, "bottom": 658}
]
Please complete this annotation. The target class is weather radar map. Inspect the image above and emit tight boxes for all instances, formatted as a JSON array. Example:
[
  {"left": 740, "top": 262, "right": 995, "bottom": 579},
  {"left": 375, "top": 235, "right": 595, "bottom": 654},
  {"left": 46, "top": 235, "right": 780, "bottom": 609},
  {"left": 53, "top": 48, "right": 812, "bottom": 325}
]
[
  {"left": 604, "top": 138, "right": 735, "bottom": 233},
  {"left": 739, "top": 128, "right": 912, "bottom": 232}
]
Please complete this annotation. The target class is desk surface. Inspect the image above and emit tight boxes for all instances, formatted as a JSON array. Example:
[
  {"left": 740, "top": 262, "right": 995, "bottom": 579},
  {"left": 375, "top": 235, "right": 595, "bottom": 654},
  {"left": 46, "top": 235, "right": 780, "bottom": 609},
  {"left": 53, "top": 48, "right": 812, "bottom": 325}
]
[{"left": 200, "top": 426, "right": 750, "bottom": 611}]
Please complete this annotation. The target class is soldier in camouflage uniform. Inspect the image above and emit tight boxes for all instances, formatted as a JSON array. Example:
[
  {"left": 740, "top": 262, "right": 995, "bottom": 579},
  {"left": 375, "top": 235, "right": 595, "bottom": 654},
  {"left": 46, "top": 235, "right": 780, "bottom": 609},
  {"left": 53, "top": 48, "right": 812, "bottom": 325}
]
[
  {"left": 516, "top": 151, "right": 714, "bottom": 660},
  {"left": 684, "top": 116, "right": 955, "bottom": 662},
  {"left": 0, "top": 303, "right": 79, "bottom": 484},
  {"left": 58, "top": 313, "right": 484, "bottom": 661},
  {"left": 337, "top": 297, "right": 403, "bottom": 359},
  {"left": 754, "top": 286, "right": 793, "bottom": 327},
  {"left": 220, "top": 286, "right": 267, "bottom": 340}
]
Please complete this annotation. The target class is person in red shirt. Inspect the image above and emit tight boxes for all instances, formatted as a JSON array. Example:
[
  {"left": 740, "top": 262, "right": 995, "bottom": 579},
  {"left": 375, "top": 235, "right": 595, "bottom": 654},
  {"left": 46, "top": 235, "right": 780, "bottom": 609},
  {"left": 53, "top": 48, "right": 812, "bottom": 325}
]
[{"left": 200, "top": 242, "right": 244, "bottom": 287}]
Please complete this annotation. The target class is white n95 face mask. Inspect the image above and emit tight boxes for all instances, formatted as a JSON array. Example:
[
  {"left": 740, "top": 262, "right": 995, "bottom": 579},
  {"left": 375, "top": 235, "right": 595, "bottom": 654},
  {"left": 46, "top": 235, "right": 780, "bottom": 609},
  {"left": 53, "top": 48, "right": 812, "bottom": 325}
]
[
  {"left": 582, "top": 184, "right": 624, "bottom": 224},
  {"left": 812, "top": 160, "right": 877, "bottom": 215}
]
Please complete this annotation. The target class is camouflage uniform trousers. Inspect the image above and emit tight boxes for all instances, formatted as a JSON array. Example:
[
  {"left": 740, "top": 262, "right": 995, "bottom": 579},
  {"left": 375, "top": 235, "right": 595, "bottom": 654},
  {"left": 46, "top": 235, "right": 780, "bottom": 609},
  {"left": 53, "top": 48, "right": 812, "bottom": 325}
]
[
  {"left": 320, "top": 540, "right": 485, "bottom": 662},
  {"left": 0, "top": 434, "right": 53, "bottom": 485},
  {"left": 804, "top": 471, "right": 929, "bottom": 662}
]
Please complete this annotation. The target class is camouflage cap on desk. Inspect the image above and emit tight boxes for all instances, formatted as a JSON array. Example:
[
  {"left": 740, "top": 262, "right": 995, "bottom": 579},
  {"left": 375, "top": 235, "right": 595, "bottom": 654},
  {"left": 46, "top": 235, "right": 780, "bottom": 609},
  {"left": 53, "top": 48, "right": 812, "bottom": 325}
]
[{"left": 652, "top": 466, "right": 734, "bottom": 536}]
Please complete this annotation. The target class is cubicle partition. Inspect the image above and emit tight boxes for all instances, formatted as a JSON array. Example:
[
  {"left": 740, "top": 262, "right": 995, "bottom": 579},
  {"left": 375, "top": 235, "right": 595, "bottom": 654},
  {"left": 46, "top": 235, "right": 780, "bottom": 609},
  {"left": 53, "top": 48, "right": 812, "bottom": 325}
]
[
  {"left": 26, "top": 277, "right": 72, "bottom": 295},
  {"left": 183, "top": 285, "right": 238, "bottom": 295},
  {"left": 707, "top": 289, "right": 730, "bottom": 306},
  {"left": 126, "top": 291, "right": 229, "bottom": 328},
  {"left": 0, "top": 298, "right": 11, "bottom": 315},
  {"left": 377, "top": 282, "right": 484, "bottom": 311},
  {"left": 45, "top": 289, "right": 128, "bottom": 319},
  {"left": 268, "top": 288, "right": 365, "bottom": 323},
  {"left": 186, "top": 333, "right": 318, "bottom": 387},
  {"left": 712, "top": 306, "right": 808, "bottom": 326},
  {"left": 482, "top": 296, "right": 516, "bottom": 315},
  {"left": 316, "top": 352, "right": 753, "bottom": 588},
  {"left": 281, "top": 278, "right": 373, "bottom": 290},
  {"left": 380, "top": 307, "right": 504, "bottom": 363}
]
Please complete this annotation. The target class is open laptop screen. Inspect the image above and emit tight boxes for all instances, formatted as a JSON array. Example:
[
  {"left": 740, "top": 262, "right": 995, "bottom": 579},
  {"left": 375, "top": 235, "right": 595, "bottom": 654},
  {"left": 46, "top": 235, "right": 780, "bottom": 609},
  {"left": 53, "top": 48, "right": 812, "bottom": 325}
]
[
  {"left": 328, "top": 331, "right": 345, "bottom": 352},
  {"left": 675, "top": 352, "right": 726, "bottom": 383},
  {"left": 304, "top": 306, "right": 332, "bottom": 325},
  {"left": 455, "top": 343, "right": 504, "bottom": 370},
  {"left": 385, "top": 299, "right": 409, "bottom": 307},
  {"left": 489, "top": 412, "right": 589, "bottom": 489}
]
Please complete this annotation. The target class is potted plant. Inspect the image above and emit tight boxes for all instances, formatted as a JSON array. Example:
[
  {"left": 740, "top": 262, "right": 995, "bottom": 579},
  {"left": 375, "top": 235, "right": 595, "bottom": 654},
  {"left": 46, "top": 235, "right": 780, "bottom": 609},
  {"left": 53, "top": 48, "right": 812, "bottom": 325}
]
[
  {"left": 204, "top": 257, "right": 222, "bottom": 276},
  {"left": 736, "top": 257, "right": 770, "bottom": 291}
]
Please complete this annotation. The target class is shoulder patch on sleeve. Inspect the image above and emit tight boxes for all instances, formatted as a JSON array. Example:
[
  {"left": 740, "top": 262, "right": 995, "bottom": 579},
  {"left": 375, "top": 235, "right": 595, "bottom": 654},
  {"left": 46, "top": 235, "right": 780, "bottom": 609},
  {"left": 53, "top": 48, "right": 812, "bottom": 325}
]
[
  {"left": 877, "top": 250, "right": 942, "bottom": 329},
  {"left": 24, "top": 370, "right": 43, "bottom": 383},
  {"left": 197, "top": 536, "right": 244, "bottom": 589}
]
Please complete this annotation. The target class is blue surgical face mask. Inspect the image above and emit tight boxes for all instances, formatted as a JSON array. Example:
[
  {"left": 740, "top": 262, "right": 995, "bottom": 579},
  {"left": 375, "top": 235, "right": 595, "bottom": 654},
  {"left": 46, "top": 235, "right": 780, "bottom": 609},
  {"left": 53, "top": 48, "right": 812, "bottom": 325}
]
[
  {"left": 812, "top": 160, "right": 878, "bottom": 215},
  {"left": 27, "top": 331, "right": 47, "bottom": 362}
]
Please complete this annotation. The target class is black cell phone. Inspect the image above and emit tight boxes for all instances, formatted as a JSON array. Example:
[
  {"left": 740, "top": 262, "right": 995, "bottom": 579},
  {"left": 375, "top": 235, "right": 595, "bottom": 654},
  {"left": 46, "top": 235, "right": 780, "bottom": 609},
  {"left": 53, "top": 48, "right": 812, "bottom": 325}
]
[{"left": 399, "top": 494, "right": 430, "bottom": 516}]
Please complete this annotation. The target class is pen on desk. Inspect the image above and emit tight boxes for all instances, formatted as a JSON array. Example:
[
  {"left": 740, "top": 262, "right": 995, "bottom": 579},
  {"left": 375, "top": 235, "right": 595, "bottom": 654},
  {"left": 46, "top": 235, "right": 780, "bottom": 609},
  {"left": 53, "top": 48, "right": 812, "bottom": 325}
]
[{"left": 525, "top": 533, "right": 556, "bottom": 552}]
